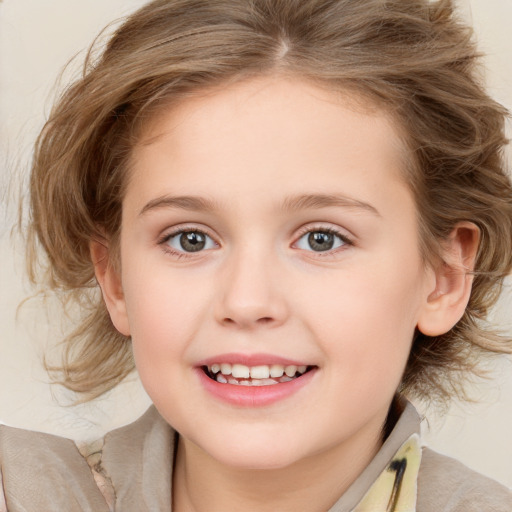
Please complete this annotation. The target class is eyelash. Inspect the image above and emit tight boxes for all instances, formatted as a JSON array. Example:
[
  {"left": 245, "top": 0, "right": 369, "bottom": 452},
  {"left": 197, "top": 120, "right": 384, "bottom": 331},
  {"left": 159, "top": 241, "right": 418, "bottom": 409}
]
[
  {"left": 157, "top": 227, "right": 217, "bottom": 259},
  {"left": 157, "top": 225, "right": 354, "bottom": 259},
  {"left": 293, "top": 225, "right": 354, "bottom": 256}
]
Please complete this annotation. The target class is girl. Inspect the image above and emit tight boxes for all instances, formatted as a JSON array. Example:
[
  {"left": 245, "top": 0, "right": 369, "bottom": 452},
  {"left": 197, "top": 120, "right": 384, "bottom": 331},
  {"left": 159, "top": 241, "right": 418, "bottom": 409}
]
[{"left": 1, "top": 0, "right": 511, "bottom": 510}]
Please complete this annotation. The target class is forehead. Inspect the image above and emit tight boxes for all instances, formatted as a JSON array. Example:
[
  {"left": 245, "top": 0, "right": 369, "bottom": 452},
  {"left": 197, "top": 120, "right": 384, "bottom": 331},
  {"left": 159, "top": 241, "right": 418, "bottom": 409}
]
[{"left": 127, "top": 76, "right": 411, "bottom": 214}]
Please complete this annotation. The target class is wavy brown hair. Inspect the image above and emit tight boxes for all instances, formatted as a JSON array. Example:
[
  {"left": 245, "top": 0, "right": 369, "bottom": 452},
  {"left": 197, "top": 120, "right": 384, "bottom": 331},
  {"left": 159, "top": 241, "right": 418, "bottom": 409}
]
[{"left": 27, "top": 0, "right": 512, "bottom": 403}]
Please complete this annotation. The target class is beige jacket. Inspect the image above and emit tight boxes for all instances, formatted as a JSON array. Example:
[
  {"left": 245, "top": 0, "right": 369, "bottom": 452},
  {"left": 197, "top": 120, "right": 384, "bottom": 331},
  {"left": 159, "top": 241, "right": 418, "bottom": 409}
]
[{"left": 0, "top": 402, "right": 510, "bottom": 511}]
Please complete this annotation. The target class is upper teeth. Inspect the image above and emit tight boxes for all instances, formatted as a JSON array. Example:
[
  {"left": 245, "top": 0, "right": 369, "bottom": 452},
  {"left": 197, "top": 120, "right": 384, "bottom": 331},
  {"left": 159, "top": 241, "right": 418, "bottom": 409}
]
[{"left": 209, "top": 363, "right": 308, "bottom": 379}]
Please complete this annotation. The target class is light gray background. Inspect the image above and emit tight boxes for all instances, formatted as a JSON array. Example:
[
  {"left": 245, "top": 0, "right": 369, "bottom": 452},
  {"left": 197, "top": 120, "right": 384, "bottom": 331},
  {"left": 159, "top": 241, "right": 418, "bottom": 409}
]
[{"left": 0, "top": 0, "right": 511, "bottom": 488}]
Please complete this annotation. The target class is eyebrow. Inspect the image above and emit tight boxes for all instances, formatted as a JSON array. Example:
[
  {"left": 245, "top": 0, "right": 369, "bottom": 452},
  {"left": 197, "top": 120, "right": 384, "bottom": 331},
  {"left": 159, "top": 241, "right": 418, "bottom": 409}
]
[
  {"left": 139, "top": 195, "right": 219, "bottom": 216},
  {"left": 139, "top": 193, "right": 380, "bottom": 217},
  {"left": 281, "top": 193, "right": 380, "bottom": 216}
]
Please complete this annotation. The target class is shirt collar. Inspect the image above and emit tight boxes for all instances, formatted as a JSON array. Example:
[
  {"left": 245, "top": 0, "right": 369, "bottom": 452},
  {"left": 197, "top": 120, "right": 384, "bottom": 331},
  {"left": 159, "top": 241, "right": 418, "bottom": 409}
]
[
  {"left": 329, "top": 400, "right": 422, "bottom": 511},
  {"left": 101, "top": 400, "right": 422, "bottom": 511}
]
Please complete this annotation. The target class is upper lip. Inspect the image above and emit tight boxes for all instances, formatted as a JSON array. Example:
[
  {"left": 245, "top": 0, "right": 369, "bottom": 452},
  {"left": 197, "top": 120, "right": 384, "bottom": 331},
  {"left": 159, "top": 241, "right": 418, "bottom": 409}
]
[{"left": 196, "top": 353, "right": 313, "bottom": 367}]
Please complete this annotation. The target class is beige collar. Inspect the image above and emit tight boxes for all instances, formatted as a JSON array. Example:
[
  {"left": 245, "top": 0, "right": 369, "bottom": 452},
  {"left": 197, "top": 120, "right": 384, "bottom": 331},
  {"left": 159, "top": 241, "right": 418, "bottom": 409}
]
[{"left": 100, "top": 401, "right": 421, "bottom": 511}]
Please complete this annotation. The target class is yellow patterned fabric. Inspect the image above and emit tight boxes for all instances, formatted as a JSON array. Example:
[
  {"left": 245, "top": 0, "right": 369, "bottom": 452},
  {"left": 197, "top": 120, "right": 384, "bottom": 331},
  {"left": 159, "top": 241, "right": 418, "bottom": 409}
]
[{"left": 353, "top": 434, "right": 421, "bottom": 512}]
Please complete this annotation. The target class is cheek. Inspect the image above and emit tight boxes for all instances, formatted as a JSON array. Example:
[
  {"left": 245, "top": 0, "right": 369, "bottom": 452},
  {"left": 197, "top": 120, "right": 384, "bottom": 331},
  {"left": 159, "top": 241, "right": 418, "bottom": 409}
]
[
  {"left": 123, "top": 277, "right": 201, "bottom": 412},
  {"left": 301, "top": 256, "right": 424, "bottom": 377},
  {"left": 121, "top": 266, "right": 208, "bottom": 370}
]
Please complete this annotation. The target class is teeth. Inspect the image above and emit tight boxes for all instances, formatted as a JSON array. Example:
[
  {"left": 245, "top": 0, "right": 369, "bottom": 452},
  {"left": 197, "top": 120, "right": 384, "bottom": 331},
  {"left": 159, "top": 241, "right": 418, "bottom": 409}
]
[
  {"left": 210, "top": 363, "right": 310, "bottom": 384},
  {"left": 215, "top": 375, "right": 280, "bottom": 386},
  {"left": 220, "top": 363, "right": 232, "bottom": 375},
  {"left": 284, "top": 365, "right": 297, "bottom": 377},
  {"left": 250, "top": 378, "right": 279, "bottom": 386},
  {"left": 269, "top": 364, "right": 284, "bottom": 378},
  {"left": 231, "top": 364, "right": 250, "bottom": 378},
  {"left": 250, "top": 365, "right": 270, "bottom": 379}
]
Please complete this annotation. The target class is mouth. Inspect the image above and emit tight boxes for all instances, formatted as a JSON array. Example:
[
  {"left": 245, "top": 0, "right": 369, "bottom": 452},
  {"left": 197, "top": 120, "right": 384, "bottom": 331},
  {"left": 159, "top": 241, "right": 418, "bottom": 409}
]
[{"left": 202, "top": 363, "right": 315, "bottom": 386}]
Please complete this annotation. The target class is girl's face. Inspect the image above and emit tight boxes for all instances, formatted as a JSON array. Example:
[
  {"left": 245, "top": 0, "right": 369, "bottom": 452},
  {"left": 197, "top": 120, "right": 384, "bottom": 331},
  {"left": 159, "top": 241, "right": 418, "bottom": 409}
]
[{"left": 108, "top": 77, "right": 436, "bottom": 470}]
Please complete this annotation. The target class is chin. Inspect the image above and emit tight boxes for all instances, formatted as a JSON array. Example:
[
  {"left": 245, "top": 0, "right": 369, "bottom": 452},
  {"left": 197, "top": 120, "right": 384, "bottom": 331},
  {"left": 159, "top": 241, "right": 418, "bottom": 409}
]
[
  {"left": 200, "top": 431, "right": 309, "bottom": 471},
  {"left": 216, "top": 449, "right": 302, "bottom": 471}
]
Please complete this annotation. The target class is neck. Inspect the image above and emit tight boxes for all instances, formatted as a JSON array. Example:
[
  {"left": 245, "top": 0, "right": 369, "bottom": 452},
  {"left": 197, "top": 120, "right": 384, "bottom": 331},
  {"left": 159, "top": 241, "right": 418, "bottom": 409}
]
[{"left": 172, "top": 413, "right": 386, "bottom": 512}]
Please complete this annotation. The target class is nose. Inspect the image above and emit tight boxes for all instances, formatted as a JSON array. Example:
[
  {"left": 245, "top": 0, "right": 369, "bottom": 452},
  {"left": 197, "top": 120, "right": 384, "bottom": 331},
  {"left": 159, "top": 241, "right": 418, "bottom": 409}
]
[{"left": 215, "top": 248, "right": 289, "bottom": 329}]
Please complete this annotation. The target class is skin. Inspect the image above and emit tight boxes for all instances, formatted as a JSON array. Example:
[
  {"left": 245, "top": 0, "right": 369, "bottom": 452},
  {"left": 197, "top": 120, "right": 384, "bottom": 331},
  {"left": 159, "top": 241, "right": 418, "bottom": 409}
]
[{"left": 94, "top": 77, "right": 478, "bottom": 511}]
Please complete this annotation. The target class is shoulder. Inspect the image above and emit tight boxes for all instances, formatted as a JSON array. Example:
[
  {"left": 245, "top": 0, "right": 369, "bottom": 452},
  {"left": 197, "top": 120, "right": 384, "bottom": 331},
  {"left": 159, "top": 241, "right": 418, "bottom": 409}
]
[
  {"left": 0, "top": 423, "right": 111, "bottom": 511},
  {"left": 0, "top": 467, "right": 6, "bottom": 512},
  {"left": 0, "top": 421, "right": 82, "bottom": 468},
  {"left": 100, "top": 405, "right": 175, "bottom": 511},
  {"left": 0, "top": 407, "right": 171, "bottom": 511},
  {"left": 417, "top": 447, "right": 512, "bottom": 512}
]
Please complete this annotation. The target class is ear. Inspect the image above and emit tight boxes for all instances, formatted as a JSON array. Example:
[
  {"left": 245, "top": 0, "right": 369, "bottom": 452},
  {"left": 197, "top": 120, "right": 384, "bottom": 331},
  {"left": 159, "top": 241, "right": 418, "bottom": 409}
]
[
  {"left": 417, "top": 222, "right": 480, "bottom": 336},
  {"left": 90, "top": 238, "right": 131, "bottom": 336}
]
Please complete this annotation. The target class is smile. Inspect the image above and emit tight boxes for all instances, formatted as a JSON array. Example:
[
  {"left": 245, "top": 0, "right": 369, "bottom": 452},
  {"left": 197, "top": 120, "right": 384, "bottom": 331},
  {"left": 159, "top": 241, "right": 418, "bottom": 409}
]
[{"left": 203, "top": 363, "right": 313, "bottom": 386}]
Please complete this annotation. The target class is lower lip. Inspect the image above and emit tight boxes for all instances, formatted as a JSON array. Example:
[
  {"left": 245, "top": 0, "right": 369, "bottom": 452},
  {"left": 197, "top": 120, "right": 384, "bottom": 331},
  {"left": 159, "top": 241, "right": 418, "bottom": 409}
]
[{"left": 196, "top": 368, "right": 317, "bottom": 407}]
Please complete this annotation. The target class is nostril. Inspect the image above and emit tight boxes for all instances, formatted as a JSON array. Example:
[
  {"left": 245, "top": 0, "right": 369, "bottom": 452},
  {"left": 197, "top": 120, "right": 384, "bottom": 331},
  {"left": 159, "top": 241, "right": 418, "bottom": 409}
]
[{"left": 219, "top": 309, "right": 282, "bottom": 328}]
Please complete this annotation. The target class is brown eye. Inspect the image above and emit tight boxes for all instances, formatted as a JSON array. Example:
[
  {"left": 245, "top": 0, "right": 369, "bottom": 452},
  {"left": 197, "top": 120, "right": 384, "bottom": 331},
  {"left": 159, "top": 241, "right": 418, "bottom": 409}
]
[
  {"left": 308, "top": 232, "right": 335, "bottom": 251},
  {"left": 165, "top": 230, "right": 216, "bottom": 253},
  {"left": 180, "top": 232, "right": 206, "bottom": 252},
  {"left": 295, "top": 229, "right": 349, "bottom": 252}
]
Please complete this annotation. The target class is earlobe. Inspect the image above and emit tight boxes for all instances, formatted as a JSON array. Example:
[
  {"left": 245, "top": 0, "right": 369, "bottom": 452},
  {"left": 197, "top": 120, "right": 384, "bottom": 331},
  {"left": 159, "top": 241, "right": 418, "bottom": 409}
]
[
  {"left": 90, "top": 238, "right": 131, "bottom": 336},
  {"left": 417, "top": 222, "right": 480, "bottom": 337}
]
